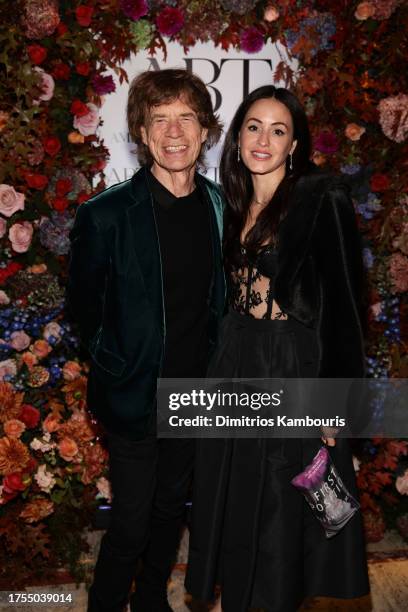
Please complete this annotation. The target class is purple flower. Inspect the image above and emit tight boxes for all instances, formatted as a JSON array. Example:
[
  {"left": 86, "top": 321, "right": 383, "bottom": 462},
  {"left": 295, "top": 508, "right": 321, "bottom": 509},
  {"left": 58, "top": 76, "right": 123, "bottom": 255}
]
[
  {"left": 156, "top": 7, "right": 184, "bottom": 37},
  {"left": 92, "top": 74, "right": 116, "bottom": 95},
  {"left": 120, "top": 0, "right": 148, "bottom": 21},
  {"left": 340, "top": 164, "right": 361, "bottom": 175},
  {"left": 314, "top": 131, "right": 339, "bottom": 154},
  {"left": 240, "top": 27, "right": 264, "bottom": 53}
]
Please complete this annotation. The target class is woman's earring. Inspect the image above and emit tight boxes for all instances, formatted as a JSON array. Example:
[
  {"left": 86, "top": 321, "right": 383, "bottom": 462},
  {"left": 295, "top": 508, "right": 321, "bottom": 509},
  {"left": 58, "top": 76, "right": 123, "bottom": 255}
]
[
  {"left": 237, "top": 144, "right": 240, "bottom": 162},
  {"left": 289, "top": 152, "right": 293, "bottom": 171}
]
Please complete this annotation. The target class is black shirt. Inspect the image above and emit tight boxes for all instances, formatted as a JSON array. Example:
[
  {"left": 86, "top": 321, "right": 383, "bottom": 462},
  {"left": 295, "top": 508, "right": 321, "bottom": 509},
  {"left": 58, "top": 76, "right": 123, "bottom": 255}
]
[{"left": 147, "top": 169, "right": 213, "bottom": 377}]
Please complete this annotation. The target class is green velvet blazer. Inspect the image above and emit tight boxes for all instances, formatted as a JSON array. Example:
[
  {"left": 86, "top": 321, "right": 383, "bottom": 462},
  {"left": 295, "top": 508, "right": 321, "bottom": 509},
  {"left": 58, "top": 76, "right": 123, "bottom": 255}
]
[{"left": 67, "top": 166, "right": 225, "bottom": 439}]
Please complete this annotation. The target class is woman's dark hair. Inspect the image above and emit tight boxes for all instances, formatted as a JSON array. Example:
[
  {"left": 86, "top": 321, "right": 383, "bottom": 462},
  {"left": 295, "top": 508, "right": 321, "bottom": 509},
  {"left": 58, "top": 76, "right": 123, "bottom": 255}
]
[{"left": 221, "top": 85, "right": 312, "bottom": 264}]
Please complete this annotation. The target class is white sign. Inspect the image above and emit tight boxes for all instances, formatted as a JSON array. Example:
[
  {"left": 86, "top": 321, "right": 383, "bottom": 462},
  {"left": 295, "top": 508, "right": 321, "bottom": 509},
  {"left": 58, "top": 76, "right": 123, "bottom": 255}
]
[{"left": 99, "top": 41, "right": 297, "bottom": 185}]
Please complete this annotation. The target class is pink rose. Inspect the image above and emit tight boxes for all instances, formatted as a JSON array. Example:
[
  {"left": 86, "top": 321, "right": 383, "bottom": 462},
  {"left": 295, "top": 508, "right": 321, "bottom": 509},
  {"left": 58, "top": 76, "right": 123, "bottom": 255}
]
[
  {"left": 0, "top": 359, "right": 17, "bottom": 381},
  {"left": 0, "top": 185, "right": 25, "bottom": 217},
  {"left": 34, "top": 67, "right": 55, "bottom": 102},
  {"left": 10, "top": 331, "right": 31, "bottom": 352},
  {"left": 264, "top": 4, "right": 280, "bottom": 22},
  {"left": 8, "top": 221, "right": 33, "bottom": 253},
  {"left": 0, "top": 290, "right": 10, "bottom": 305},
  {"left": 378, "top": 94, "right": 408, "bottom": 143},
  {"left": 73, "top": 103, "right": 99, "bottom": 136},
  {"left": 0, "top": 218, "right": 6, "bottom": 238},
  {"left": 396, "top": 469, "right": 408, "bottom": 495}
]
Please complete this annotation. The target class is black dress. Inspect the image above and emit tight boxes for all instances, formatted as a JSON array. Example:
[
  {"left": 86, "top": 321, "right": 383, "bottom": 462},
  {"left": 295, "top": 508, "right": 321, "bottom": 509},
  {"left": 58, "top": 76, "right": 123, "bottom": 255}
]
[{"left": 185, "top": 240, "right": 370, "bottom": 612}]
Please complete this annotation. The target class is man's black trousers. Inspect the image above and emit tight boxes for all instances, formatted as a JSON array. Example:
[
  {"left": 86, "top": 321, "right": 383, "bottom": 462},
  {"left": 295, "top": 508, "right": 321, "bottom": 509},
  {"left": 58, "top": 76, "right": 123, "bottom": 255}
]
[{"left": 87, "top": 425, "right": 194, "bottom": 611}]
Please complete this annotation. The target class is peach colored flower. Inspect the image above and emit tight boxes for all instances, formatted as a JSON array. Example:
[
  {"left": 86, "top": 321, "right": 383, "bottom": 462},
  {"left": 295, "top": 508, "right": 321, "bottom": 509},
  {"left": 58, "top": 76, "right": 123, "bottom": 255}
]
[
  {"left": 81, "top": 443, "right": 107, "bottom": 485},
  {"left": 312, "top": 151, "right": 326, "bottom": 166},
  {"left": 263, "top": 4, "right": 279, "bottom": 22},
  {"left": 396, "top": 470, "right": 408, "bottom": 495},
  {"left": 0, "top": 290, "right": 10, "bottom": 305},
  {"left": 345, "top": 123, "right": 366, "bottom": 141},
  {"left": 43, "top": 321, "right": 62, "bottom": 343},
  {"left": 8, "top": 221, "right": 34, "bottom": 253},
  {"left": 0, "top": 184, "right": 25, "bottom": 217},
  {"left": 19, "top": 351, "right": 38, "bottom": 369},
  {"left": 58, "top": 437, "right": 79, "bottom": 462},
  {"left": 96, "top": 476, "right": 112, "bottom": 502},
  {"left": 27, "top": 366, "right": 50, "bottom": 387},
  {"left": 42, "top": 413, "right": 61, "bottom": 433},
  {"left": 0, "top": 359, "right": 17, "bottom": 381},
  {"left": 10, "top": 330, "right": 31, "bottom": 352},
  {"left": 20, "top": 498, "right": 54, "bottom": 523},
  {"left": 378, "top": 94, "right": 408, "bottom": 143},
  {"left": 355, "top": 1, "right": 375, "bottom": 19},
  {"left": 0, "top": 437, "right": 30, "bottom": 475},
  {"left": 62, "top": 360, "right": 82, "bottom": 381},
  {"left": 31, "top": 339, "right": 51, "bottom": 359},
  {"left": 73, "top": 103, "right": 99, "bottom": 136},
  {"left": 34, "top": 67, "right": 55, "bottom": 102},
  {"left": 0, "top": 382, "right": 24, "bottom": 423},
  {"left": 68, "top": 131, "right": 85, "bottom": 144},
  {"left": 4, "top": 419, "right": 26, "bottom": 439},
  {"left": 0, "top": 111, "right": 9, "bottom": 132},
  {"left": 0, "top": 218, "right": 6, "bottom": 238},
  {"left": 27, "top": 263, "right": 47, "bottom": 273},
  {"left": 34, "top": 464, "right": 56, "bottom": 493},
  {"left": 58, "top": 410, "right": 94, "bottom": 446},
  {"left": 30, "top": 432, "right": 55, "bottom": 453}
]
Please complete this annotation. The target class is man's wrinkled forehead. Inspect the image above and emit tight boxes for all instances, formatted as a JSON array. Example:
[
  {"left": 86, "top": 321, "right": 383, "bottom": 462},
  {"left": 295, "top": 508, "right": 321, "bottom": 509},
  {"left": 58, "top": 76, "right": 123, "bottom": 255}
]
[{"left": 145, "top": 93, "right": 198, "bottom": 121}]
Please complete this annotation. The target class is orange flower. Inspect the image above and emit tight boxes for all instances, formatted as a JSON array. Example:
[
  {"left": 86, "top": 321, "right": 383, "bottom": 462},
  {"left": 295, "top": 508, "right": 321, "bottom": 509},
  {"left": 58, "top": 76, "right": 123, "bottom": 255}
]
[
  {"left": 62, "top": 360, "right": 82, "bottom": 381},
  {"left": 345, "top": 123, "right": 366, "bottom": 141},
  {"left": 58, "top": 437, "right": 79, "bottom": 462},
  {"left": 68, "top": 131, "right": 85, "bottom": 144},
  {"left": 42, "top": 413, "right": 61, "bottom": 433},
  {"left": 4, "top": 419, "right": 26, "bottom": 439},
  {"left": 31, "top": 339, "right": 52, "bottom": 359},
  {"left": 355, "top": 2, "right": 375, "bottom": 20},
  {"left": 63, "top": 376, "right": 87, "bottom": 409},
  {"left": 19, "top": 351, "right": 38, "bottom": 369},
  {"left": 58, "top": 411, "right": 94, "bottom": 446},
  {"left": 27, "top": 263, "right": 47, "bottom": 274},
  {"left": 0, "top": 436, "right": 30, "bottom": 475},
  {"left": 27, "top": 366, "right": 50, "bottom": 387},
  {"left": 311, "top": 151, "right": 327, "bottom": 166},
  {"left": 81, "top": 442, "right": 108, "bottom": 485},
  {"left": 19, "top": 498, "right": 54, "bottom": 523},
  {"left": 0, "top": 382, "right": 24, "bottom": 423}
]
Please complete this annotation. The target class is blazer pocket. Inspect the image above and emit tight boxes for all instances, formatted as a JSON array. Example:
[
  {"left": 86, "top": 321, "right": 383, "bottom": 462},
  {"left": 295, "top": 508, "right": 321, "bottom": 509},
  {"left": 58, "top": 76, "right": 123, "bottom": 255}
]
[{"left": 92, "top": 344, "right": 126, "bottom": 377}]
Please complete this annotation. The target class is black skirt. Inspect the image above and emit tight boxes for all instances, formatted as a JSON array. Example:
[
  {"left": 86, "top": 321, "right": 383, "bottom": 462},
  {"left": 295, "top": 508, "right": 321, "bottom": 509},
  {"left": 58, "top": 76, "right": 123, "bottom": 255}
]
[{"left": 186, "top": 310, "right": 369, "bottom": 612}]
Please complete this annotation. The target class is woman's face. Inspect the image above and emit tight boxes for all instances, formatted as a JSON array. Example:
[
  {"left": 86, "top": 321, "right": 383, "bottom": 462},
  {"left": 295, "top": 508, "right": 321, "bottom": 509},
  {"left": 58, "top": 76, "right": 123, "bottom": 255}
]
[{"left": 238, "top": 97, "right": 297, "bottom": 177}]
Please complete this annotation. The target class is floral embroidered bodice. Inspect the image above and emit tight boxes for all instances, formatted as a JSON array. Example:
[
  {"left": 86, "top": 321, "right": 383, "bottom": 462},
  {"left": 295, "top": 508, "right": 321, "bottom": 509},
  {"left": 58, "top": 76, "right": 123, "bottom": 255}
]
[{"left": 229, "top": 240, "right": 288, "bottom": 320}]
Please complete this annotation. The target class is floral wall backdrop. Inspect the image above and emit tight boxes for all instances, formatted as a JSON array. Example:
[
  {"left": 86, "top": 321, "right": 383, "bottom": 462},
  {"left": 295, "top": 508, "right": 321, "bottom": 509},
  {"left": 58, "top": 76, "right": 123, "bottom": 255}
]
[{"left": 0, "top": 0, "right": 407, "bottom": 587}]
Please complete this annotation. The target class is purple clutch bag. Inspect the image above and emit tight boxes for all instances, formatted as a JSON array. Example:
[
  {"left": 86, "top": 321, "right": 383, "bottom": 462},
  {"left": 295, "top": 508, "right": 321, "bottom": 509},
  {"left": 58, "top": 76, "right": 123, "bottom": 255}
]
[{"left": 291, "top": 445, "right": 360, "bottom": 538}]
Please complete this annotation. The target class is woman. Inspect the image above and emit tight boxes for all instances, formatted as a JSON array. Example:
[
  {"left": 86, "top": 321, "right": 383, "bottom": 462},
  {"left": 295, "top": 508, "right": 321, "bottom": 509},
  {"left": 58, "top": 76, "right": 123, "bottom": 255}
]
[{"left": 185, "top": 86, "right": 370, "bottom": 612}]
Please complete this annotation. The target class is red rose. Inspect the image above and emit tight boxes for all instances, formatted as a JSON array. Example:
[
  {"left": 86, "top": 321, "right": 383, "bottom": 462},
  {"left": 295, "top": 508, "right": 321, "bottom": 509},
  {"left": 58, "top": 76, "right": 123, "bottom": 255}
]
[
  {"left": 20, "top": 404, "right": 40, "bottom": 428},
  {"left": 52, "top": 62, "right": 71, "bottom": 80},
  {"left": 3, "top": 473, "right": 26, "bottom": 494},
  {"left": 0, "top": 262, "right": 23, "bottom": 285},
  {"left": 43, "top": 136, "right": 61, "bottom": 157},
  {"left": 70, "top": 99, "right": 89, "bottom": 117},
  {"left": 55, "top": 178, "right": 72, "bottom": 197},
  {"left": 75, "top": 5, "right": 94, "bottom": 27},
  {"left": 52, "top": 197, "right": 69, "bottom": 212},
  {"left": 25, "top": 173, "right": 48, "bottom": 190},
  {"left": 27, "top": 44, "right": 47, "bottom": 65},
  {"left": 57, "top": 22, "right": 68, "bottom": 37},
  {"left": 370, "top": 173, "right": 390, "bottom": 192},
  {"left": 76, "top": 61, "right": 91, "bottom": 76},
  {"left": 77, "top": 191, "right": 90, "bottom": 204}
]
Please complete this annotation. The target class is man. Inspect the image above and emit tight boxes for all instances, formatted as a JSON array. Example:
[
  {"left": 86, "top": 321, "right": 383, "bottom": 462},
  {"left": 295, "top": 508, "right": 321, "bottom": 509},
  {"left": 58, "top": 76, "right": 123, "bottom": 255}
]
[{"left": 67, "top": 69, "right": 225, "bottom": 612}]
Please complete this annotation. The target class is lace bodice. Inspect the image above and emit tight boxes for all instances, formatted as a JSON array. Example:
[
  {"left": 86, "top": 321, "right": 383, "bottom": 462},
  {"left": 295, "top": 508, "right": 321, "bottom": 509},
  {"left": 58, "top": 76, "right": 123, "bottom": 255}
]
[{"left": 229, "top": 240, "right": 288, "bottom": 320}]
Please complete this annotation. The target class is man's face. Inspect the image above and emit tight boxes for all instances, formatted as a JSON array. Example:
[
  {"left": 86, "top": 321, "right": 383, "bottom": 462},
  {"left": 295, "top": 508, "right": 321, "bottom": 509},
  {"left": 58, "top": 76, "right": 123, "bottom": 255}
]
[{"left": 140, "top": 97, "right": 208, "bottom": 174}]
